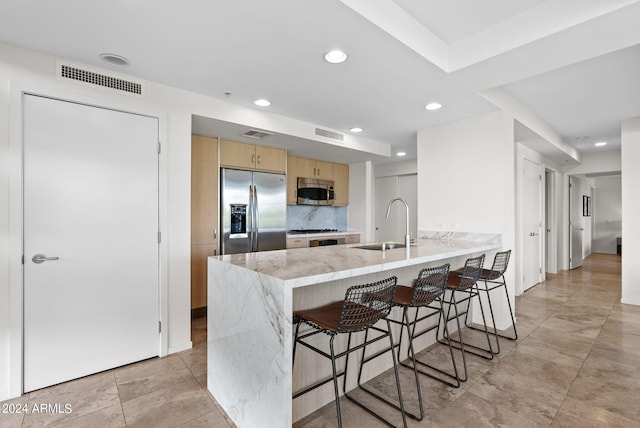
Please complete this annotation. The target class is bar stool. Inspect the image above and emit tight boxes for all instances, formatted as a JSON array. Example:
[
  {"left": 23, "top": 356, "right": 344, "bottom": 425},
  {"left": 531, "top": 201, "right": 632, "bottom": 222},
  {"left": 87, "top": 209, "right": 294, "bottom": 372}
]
[
  {"left": 437, "top": 254, "right": 492, "bottom": 381},
  {"left": 354, "top": 263, "right": 460, "bottom": 422},
  {"left": 292, "top": 276, "right": 407, "bottom": 428},
  {"left": 451, "top": 250, "right": 516, "bottom": 355}
]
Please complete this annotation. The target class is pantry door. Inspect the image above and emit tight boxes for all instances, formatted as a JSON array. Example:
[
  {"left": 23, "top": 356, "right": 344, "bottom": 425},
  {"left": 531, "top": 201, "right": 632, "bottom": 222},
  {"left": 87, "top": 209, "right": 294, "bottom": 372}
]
[{"left": 23, "top": 94, "right": 160, "bottom": 392}]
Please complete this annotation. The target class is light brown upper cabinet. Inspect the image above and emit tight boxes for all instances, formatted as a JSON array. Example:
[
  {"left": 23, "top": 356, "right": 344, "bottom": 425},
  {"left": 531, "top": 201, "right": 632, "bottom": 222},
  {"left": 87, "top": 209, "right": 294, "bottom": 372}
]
[
  {"left": 332, "top": 162, "right": 349, "bottom": 207},
  {"left": 191, "top": 134, "right": 219, "bottom": 310},
  {"left": 220, "top": 139, "right": 286, "bottom": 173},
  {"left": 286, "top": 155, "right": 349, "bottom": 205}
]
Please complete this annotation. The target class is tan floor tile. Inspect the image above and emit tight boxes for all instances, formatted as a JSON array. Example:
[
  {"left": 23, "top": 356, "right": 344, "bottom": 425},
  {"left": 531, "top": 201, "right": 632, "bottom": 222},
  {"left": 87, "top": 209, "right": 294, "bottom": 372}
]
[
  {"left": 121, "top": 378, "right": 216, "bottom": 428},
  {"left": 598, "top": 319, "right": 640, "bottom": 353},
  {"left": 178, "top": 342, "right": 207, "bottom": 378},
  {"left": 551, "top": 396, "right": 640, "bottom": 428},
  {"left": 517, "top": 325, "right": 594, "bottom": 368},
  {"left": 51, "top": 404, "right": 125, "bottom": 428},
  {"left": 22, "top": 371, "right": 119, "bottom": 428},
  {"left": 114, "top": 355, "right": 194, "bottom": 402},
  {"left": 431, "top": 391, "right": 543, "bottom": 428},
  {"left": 0, "top": 394, "right": 30, "bottom": 428},
  {"left": 566, "top": 354, "right": 640, "bottom": 421},
  {"left": 177, "top": 408, "right": 234, "bottom": 427}
]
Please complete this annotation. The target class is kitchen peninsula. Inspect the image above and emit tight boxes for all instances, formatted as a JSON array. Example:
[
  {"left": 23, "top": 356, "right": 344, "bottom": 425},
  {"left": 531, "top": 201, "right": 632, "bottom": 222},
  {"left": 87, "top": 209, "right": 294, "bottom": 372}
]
[{"left": 207, "top": 235, "right": 501, "bottom": 427}]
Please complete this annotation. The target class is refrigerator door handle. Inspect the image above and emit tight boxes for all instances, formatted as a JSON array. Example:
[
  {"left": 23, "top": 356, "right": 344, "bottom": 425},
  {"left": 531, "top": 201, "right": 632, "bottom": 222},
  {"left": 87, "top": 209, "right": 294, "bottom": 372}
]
[
  {"left": 253, "top": 185, "right": 259, "bottom": 251},
  {"left": 248, "top": 185, "right": 254, "bottom": 251}
]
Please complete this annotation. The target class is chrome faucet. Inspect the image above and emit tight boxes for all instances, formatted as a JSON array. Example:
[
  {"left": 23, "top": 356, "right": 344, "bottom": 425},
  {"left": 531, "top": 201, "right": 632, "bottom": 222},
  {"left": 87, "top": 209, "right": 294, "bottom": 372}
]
[{"left": 385, "top": 197, "right": 411, "bottom": 248}]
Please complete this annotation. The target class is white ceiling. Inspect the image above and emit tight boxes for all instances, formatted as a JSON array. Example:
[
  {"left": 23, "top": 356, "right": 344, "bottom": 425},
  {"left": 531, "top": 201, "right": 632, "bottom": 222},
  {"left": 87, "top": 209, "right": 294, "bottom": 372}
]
[{"left": 0, "top": 0, "right": 638, "bottom": 164}]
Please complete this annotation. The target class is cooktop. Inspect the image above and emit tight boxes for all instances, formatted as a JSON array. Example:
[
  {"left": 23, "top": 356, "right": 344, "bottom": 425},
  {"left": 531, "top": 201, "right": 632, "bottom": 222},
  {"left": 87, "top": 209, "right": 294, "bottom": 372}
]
[{"left": 288, "top": 229, "right": 339, "bottom": 234}]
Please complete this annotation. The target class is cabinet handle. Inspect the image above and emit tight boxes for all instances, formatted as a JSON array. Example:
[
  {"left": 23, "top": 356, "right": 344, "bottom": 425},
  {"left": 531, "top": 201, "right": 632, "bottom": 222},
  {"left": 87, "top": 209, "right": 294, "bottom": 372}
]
[
  {"left": 213, "top": 229, "right": 217, "bottom": 239},
  {"left": 317, "top": 168, "right": 320, "bottom": 175},
  {"left": 252, "top": 154, "right": 255, "bottom": 164},
  {"left": 313, "top": 167, "right": 316, "bottom": 175},
  {"left": 257, "top": 155, "right": 261, "bottom": 164}
]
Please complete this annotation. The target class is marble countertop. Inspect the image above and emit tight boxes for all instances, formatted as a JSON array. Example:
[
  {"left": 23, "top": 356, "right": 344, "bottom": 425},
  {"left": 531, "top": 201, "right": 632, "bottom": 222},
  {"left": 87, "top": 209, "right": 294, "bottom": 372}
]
[{"left": 214, "top": 238, "right": 500, "bottom": 288}]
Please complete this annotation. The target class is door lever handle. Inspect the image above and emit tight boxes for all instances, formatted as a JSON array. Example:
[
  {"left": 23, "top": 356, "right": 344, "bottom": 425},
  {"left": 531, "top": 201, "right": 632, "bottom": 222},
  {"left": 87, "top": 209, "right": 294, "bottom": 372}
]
[{"left": 32, "top": 253, "right": 59, "bottom": 264}]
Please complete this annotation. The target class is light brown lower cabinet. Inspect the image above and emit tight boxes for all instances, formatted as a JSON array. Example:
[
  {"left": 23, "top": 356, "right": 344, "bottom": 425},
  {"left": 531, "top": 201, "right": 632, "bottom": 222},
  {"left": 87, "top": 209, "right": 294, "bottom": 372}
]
[{"left": 191, "top": 243, "right": 217, "bottom": 309}]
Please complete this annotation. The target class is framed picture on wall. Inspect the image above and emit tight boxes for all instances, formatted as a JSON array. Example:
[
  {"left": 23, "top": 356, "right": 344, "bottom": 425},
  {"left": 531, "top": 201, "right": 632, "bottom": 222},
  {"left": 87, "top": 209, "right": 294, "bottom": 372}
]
[{"left": 583, "top": 195, "right": 591, "bottom": 216}]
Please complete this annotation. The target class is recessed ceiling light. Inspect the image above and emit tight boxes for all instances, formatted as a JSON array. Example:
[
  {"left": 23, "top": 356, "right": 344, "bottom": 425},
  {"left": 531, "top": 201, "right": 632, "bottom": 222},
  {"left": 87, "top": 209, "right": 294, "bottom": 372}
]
[
  {"left": 425, "top": 102, "right": 442, "bottom": 111},
  {"left": 350, "top": 127, "right": 363, "bottom": 133},
  {"left": 595, "top": 141, "right": 607, "bottom": 147},
  {"left": 254, "top": 99, "right": 271, "bottom": 107},
  {"left": 99, "top": 53, "right": 130, "bottom": 66},
  {"left": 396, "top": 152, "right": 406, "bottom": 157},
  {"left": 576, "top": 136, "right": 590, "bottom": 141},
  {"left": 324, "top": 50, "right": 348, "bottom": 64}
]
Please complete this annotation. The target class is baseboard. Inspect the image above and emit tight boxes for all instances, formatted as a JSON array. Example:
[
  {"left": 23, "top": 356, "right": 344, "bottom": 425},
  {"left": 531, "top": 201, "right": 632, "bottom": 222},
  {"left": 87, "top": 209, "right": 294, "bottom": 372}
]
[
  {"left": 0, "top": 388, "right": 14, "bottom": 402},
  {"left": 168, "top": 341, "right": 192, "bottom": 355},
  {"left": 620, "top": 297, "right": 640, "bottom": 307}
]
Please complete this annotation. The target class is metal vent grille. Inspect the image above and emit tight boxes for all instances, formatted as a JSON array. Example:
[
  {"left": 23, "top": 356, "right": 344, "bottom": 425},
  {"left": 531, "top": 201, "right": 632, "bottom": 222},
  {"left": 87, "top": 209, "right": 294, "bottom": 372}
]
[
  {"left": 242, "top": 129, "right": 273, "bottom": 139},
  {"left": 315, "top": 128, "right": 344, "bottom": 141},
  {"left": 60, "top": 64, "right": 143, "bottom": 95}
]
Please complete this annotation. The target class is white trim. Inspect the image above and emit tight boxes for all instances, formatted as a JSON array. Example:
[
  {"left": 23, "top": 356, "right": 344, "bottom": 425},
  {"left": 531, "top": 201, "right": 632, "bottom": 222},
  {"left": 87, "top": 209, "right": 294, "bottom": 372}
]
[
  {"left": 544, "top": 166, "right": 559, "bottom": 275},
  {"left": 9, "top": 82, "right": 169, "bottom": 398},
  {"left": 169, "top": 341, "right": 193, "bottom": 355}
]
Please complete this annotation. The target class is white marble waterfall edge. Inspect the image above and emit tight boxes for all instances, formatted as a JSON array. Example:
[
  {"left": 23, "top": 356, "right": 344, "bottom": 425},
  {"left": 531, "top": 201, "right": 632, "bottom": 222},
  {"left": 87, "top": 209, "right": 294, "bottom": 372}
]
[{"left": 208, "top": 260, "right": 292, "bottom": 427}]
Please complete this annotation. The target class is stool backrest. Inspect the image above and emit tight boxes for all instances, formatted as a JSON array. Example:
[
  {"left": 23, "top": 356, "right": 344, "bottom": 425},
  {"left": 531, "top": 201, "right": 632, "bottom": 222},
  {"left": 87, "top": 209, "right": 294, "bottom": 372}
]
[
  {"left": 411, "top": 263, "right": 450, "bottom": 306},
  {"left": 338, "top": 276, "right": 396, "bottom": 333},
  {"left": 486, "top": 250, "right": 511, "bottom": 279},
  {"left": 455, "top": 254, "right": 485, "bottom": 289}
]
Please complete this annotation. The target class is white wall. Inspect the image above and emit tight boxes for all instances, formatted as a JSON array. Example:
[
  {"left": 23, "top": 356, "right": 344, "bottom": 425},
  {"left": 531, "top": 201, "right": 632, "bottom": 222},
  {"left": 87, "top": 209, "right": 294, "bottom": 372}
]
[
  {"left": 417, "top": 111, "right": 516, "bottom": 328},
  {"left": 347, "top": 161, "right": 373, "bottom": 242},
  {"left": 0, "top": 43, "right": 387, "bottom": 400},
  {"left": 593, "top": 176, "right": 622, "bottom": 254},
  {"left": 621, "top": 117, "right": 640, "bottom": 305}
]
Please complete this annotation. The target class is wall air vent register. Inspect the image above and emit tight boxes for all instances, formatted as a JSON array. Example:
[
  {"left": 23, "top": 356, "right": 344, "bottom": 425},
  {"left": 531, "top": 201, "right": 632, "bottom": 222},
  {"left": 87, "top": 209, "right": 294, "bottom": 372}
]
[{"left": 57, "top": 61, "right": 144, "bottom": 96}]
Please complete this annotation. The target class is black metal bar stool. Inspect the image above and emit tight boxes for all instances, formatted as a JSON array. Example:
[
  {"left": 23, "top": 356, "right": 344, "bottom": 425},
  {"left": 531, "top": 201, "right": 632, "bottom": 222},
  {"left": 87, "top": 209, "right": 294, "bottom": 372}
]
[
  {"left": 451, "top": 250, "right": 516, "bottom": 355},
  {"left": 437, "top": 254, "right": 492, "bottom": 381},
  {"left": 292, "top": 276, "right": 407, "bottom": 428},
  {"left": 354, "top": 263, "right": 460, "bottom": 422}
]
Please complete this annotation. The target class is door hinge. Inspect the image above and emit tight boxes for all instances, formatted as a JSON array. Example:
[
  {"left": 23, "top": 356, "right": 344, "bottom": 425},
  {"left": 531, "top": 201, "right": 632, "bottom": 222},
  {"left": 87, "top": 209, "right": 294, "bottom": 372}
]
[
  {"left": 158, "top": 321, "right": 162, "bottom": 333},
  {"left": 540, "top": 267, "right": 542, "bottom": 274},
  {"left": 157, "top": 141, "right": 161, "bottom": 154},
  {"left": 21, "top": 254, "right": 24, "bottom": 265},
  {"left": 158, "top": 231, "right": 161, "bottom": 243},
  {"left": 539, "top": 175, "right": 542, "bottom": 180}
]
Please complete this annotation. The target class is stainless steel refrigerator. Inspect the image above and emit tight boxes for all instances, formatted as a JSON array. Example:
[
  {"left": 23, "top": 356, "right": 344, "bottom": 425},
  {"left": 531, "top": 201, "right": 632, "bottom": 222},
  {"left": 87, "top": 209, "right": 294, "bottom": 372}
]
[{"left": 221, "top": 168, "right": 287, "bottom": 255}]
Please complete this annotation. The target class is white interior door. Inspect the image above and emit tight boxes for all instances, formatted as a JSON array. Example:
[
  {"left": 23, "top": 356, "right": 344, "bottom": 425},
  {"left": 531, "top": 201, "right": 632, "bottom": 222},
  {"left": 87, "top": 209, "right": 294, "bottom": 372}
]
[
  {"left": 23, "top": 94, "right": 160, "bottom": 392},
  {"left": 398, "top": 174, "right": 418, "bottom": 239},
  {"left": 374, "top": 176, "right": 398, "bottom": 242},
  {"left": 522, "top": 158, "right": 542, "bottom": 291},
  {"left": 569, "top": 176, "right": 584, "bottom": 269}
]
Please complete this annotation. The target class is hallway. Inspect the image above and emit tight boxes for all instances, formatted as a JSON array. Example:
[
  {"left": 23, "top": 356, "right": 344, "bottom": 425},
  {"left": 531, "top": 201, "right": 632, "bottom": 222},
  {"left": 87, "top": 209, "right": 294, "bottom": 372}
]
[{"left": 1, "top": 254, "right": 637, "bottom": 427}]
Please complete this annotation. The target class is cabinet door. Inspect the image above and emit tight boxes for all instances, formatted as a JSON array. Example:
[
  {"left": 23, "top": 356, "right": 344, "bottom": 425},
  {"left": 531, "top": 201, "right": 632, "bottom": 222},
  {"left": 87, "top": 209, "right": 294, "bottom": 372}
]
[
  {"left": 343, "top": 234, "right": 360, "bottom": 244},
  {"left": 286, "top": 238, "right": 307, "bottom": 249},
  {"left": 314, "top": 160, "right": 334, "bottom": 180},
  {"left": 255, "top": 145, "right": 286, "bottom": 173},
  {"left": 191, "top": 135, "right": 219, "bottom": 244},
  {"left": 333, "top": 163, "right": 349, "bottom": 206},
  {"left": 220, "top": 139, "right": 256, "bottom": 170},
  {"left": 191, "top": 243, "right": 217, "bottom": 309},
  {"left": 286, "top": 155, "right": 306, "bottom": 204}
]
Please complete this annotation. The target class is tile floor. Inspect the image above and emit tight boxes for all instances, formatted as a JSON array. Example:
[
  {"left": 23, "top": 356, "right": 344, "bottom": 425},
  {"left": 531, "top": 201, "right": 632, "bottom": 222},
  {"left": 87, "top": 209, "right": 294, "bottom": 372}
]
[
  {"left": 0, "top": 316, "right": 233, "bottom": 428},
  {"left": 1, "top": 253, "right": 637, "bottom": 427},
  {"left": 295, "top": 253, "right": 639, "bottom": 427}
]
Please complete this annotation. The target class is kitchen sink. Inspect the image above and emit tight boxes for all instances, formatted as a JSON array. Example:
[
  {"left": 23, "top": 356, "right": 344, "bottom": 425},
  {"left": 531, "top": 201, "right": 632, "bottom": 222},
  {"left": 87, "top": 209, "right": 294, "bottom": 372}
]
[{"left": 355, "top": 242, "right": 406, "bottom": 251}]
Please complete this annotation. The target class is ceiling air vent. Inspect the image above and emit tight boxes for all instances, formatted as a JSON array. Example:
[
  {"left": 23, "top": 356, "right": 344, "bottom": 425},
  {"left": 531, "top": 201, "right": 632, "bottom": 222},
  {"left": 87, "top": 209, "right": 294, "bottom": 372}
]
[
  {"left": 315, "top": 128, "right": 344, "bottom": 142},
  {"left": 241, "top": 129, "right": 273, "bottom": 139},
  {"left": 58, "top": 62, "right": 144, "bottom": 96}
]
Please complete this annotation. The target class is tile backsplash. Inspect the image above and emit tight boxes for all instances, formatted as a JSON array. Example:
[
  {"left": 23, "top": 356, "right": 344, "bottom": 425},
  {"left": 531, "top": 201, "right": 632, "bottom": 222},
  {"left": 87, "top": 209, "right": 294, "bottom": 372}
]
[{"left": 287, "top": 205, "right": 347, "bottom": 231}]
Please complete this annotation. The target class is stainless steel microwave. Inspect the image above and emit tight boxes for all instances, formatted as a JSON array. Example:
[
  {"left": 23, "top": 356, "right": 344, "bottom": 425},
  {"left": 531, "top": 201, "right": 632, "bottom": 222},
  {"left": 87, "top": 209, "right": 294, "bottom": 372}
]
[{"left": 297, "top": 177, "right": 335, "bottom": 205}]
